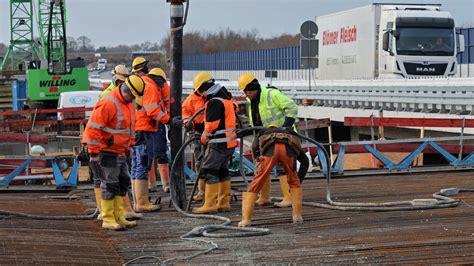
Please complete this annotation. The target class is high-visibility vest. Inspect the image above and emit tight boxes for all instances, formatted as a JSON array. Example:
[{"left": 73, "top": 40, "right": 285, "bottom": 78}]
[
  {"left": 99, "top": 83, "right": 115, "bottom": 99},
  {"left": 83, "top": 88, "right": 135, "bottom": 156},
  {"left": 182, "top": 93, "right": 205, "bottom": 125},
  {"left": 135, "top": 76, "right": 169, "bottom": 132},
  {"left": 247, "top": 85, "right": 298, "bottom": 129},
  {"left": 201, "top": 97, "right": 237, "bottom": 149}
]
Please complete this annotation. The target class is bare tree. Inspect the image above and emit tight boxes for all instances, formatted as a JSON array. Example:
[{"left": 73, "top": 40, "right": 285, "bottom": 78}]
[{"left": 77, "top": 36, "right": 94, "bottom": 52}]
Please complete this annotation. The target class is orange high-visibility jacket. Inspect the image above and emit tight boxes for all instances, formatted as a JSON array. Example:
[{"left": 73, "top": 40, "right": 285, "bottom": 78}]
[
  {"left": 161, "top": 81, "right": 171, "bottom": 113},
  {"left": 201, "top": 97, "right": 237, "bottom": 148},
  {"left": 182, "top": 93, "right": 205, "bottom": 125},
  {"left": 135, "top": 76, "right": 169, "bottom": 132},
  {"left": 83, "top": 88, "right": 135, "bottom": 156}
]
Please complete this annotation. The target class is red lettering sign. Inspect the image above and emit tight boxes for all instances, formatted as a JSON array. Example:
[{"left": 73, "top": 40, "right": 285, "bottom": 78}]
[{"left": 322, "top": 25, "right": 357, "bottom": 46}]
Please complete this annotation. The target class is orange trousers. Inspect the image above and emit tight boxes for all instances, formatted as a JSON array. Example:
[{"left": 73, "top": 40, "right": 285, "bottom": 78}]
[{"left": 248, "top": 143, "right": 301, "bottom": 193}]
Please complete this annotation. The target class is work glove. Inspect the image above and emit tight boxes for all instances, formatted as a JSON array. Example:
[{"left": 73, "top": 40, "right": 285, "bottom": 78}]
[
  {"left": 184, "top": 121, "right": 193, "bottom": 132},
  {"left": 77, "top": 145, "right": 90, "bottom": 163},
  {"left": 170, "top": 116, "right": 183, "bottom": 128}
]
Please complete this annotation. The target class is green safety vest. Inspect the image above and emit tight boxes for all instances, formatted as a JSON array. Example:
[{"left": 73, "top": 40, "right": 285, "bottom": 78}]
[
  {"left": 99, "top": 83, "right": 115, "bottom": 99},
  {"left": 248, "top": 85, "right": 298, "bottom": 129}
]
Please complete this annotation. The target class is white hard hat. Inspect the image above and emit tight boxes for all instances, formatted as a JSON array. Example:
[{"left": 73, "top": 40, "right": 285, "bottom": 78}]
[{"left": 30, "top": 145, "right": 46, "bottom": 155}]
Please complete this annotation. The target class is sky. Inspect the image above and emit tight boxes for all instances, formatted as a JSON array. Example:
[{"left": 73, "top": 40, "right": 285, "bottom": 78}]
[{"left": 1, "top": 0, "right": 473, "bottom": 47}]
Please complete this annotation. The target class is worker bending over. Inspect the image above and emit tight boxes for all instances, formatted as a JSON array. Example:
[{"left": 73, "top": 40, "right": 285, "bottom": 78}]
[
  {"left": 192, "top": 72, "right": 238, "bottom": 214},
  {"left": 83, "top": 75, "right": 144, "bottom": 231},
  {"left": 238, "top": 73, "right": 298, "bottom": 208},
  {"left": 239, "top": 126, "right": 304, "bottom": 227},
  {"left": 182, "top": 91, "right": 206, "bottom": 202}
]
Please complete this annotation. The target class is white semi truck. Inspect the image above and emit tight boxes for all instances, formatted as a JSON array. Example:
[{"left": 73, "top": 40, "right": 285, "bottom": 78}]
[{"left": 315, "top": 3, "right": 465, "bottom": 79}]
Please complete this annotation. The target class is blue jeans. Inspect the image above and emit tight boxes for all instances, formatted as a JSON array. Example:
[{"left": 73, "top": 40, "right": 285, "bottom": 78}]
[{"left": 131, "top": 144, "right": 148, "bottom": 180}]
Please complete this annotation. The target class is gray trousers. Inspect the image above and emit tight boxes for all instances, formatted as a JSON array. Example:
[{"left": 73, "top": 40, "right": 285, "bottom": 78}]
[
  {"left": 90, "top": 155, "right": 131, "bottom": 200},
  {"left": 201, "top": 145, "right": 234, "bottom": 184}
]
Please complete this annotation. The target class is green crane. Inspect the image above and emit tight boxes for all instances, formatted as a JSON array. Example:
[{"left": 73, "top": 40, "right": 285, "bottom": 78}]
[{"left": 0, "top": 0, "right": 42, "bottom": 72}]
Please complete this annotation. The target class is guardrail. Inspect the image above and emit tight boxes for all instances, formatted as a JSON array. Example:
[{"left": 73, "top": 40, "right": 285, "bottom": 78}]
[{"left": 91, "top": 77, "right": 474, "bottom": 115}]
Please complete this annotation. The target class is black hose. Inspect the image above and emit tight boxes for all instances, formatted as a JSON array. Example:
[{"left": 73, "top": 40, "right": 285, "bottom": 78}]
[{"left": 0, "top": 207, "right": 99, "bottom": 220}]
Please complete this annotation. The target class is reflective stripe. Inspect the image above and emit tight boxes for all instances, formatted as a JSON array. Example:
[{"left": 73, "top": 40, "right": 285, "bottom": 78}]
[
  {"left": 202, "top": 131, "right": 212, "bottom": 137},
  {"left": 208, "top": 135, "right": 237, "bottom": 144},
  {"left": 214, "top": 128, "right": 235, "bottom": 135},
  {"left": 104, "top": 95, "right": 123, "bottom": 130},
  {"left": 155, "top": 111, "right": 165, "bottom": 121},
  {"left": 283, "top": 102, "right": 297, "bottom": 109},
  {"left": 261, "top": 112, "right": 286, "bottom": 125},
  {"left": 88, "top": 121, "right": 131, "bottom": 134},
  {"left": 284, "top": 109, "right": 298, "bottom": 116},
  {"left": 137, "top": 109, "right": 147, "bottom": 113},
  {"left": 266, "top": 89, "right": 279, "bottom": 124},
  {"left": 87, "top": 140, "right": 100, "bottom": 145},
  {"left": 144, "top": 103, "right": 159, "bottom": 111}
]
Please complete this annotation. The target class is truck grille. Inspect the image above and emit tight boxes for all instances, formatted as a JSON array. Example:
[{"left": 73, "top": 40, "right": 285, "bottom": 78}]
[{"left": 403, "top": 63, "right": 447, "bottom": 75}]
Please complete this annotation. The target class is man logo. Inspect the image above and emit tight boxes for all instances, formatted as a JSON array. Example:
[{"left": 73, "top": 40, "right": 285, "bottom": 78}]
[{"left": 416, "top": 67, "right": 436, "bottom": 72}]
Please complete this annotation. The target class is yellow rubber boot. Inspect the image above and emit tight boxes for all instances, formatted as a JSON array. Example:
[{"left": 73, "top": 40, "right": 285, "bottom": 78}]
[
  {"left": 238, "top": 192, "right": 257, "bottom": 227},
  {"left": 93, "top": 187, "right": 103, "bottom": 221},
  {"left": 255, "top": 177, "right": 272, "bottom": 206},
  {"left": 192, "top": 183, "right": 218, "bottom": 214},
  {"left": 158, "top": 163, "right": 170, "bottom": 192},
  {"left": 135, "top": 179, "right": 161, "bottom": 212},
  {"left": 290, "top": 187, "right": 303, "bottom": 224},
  {"left": 274, "top": 175, "right": 292, "bottom": 208},
  {"left": 148, "top": 160, "right": 157, "bottom": 192},
  {"left": 122, "top": 193, "right": 143, "bottom": 219},
  {"left": 217, "top": 180, "right": 232, "bottom": 212},
  {"left": 101, "top": 198, "right": 125, "bottom": 231},
  {"left": 193, "top": 179, "right": 206, "bottom": 202},
  {"left": 114, "top": 196, "right": 137, "bottom": 228}
]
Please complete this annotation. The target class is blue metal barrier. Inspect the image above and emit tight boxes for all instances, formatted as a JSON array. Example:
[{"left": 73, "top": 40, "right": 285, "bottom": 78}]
[
  {"left": 0, "top": 158, "right": 79, "bottom": 188},
  {"left": 317, "top": 140, "right": 474, "bottom": 174}
]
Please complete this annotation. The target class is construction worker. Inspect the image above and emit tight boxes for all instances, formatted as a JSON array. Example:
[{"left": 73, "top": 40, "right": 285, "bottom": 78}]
[
  {"left": 182, "top": 91, "right": 206, "bottom": 202},
  {"left": 239, "top": 126, "right": 303, "bottom": 227},
  {"left": 192, "top": 72, "right": 237, "bottom": 214},
  {"left": 132, "top": 58, "right": 171, "bottom": 193},
  {"left": 83, "top": 75, "right": 144, "bottom": 231},
  {"left": 88, "top": 64, "right": 141, "bottom": 221},
  {"left": 147, "top": 67, "right": 171, "bottom": 192},
  {"left": 100, "top": 64, "right": 129, "bottom": 99},
  {"left": 238, "top": 72, "right": 298, "bottom": 208},
  {"left": 130, "top": 66, "right": 170, "bottom": 212}
]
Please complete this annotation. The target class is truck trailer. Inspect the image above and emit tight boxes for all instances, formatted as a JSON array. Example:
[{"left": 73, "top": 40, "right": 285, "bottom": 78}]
[{"left": 315, "top": 3, "right": 465, "bottom": 79}]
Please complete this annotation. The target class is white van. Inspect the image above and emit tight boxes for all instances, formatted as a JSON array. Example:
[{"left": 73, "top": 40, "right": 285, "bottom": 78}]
[{"left": 57, "top": 91, "right": 101, "bottom": 120}]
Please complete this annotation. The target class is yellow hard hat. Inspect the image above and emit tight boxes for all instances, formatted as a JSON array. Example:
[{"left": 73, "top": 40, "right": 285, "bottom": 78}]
[
  {"left": 125, "top": 75, "right": 145, "bottom": 98},
  {"left": 238, "top": 73, "right": 257, "bottom": 91},
  {"left": 131, "top": 57, "right": 148, "bottom": 73},
  {"left": 193, "top": 71, "right": 213, "bottom": 92},
  {"left": 111, "top": 64, "right": 129, "bottom": 81},
  {"left": 149, "top": 68, "right": 166, "bottom": 79}
]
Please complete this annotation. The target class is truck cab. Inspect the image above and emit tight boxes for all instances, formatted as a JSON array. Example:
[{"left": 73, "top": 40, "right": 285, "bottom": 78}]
[
  {"left": 97, "top": 58, "right": 107, "bottom": 70},
  {"left": 379, "top": 5, "right": 464, "bottom": 78}
]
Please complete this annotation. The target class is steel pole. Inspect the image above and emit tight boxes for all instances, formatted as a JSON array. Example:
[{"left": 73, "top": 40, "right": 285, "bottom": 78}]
[{"left": 169, "top": 0, "right": 186, "bottom": 208}]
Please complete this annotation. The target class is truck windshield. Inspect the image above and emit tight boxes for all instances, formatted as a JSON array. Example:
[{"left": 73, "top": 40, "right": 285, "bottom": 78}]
[{"left": 395, "top": 28, "right": 454, "bottom": 56}]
